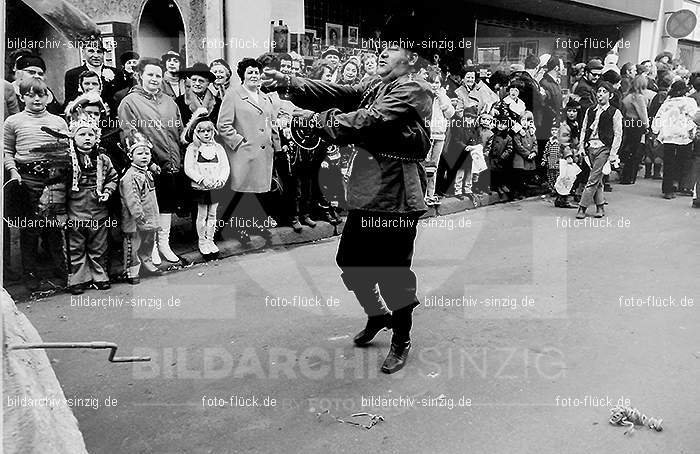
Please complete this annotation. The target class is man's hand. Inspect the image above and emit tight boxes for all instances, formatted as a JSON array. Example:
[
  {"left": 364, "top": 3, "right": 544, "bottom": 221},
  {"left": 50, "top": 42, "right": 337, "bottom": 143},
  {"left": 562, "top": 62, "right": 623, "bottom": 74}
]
[
  {"left": 261, "top": 68, "right": 288, "bottom": 90},
  {"left": 292, "top": 107, "right": 315, "bottom": 120},
  {"left": 566, "top": 156, "right": 573, "bottom": 164},
  {"left": 527, "top": 152, "right": 537, "bottom": 160},
  {"left": 98, "top": 192, "right": 110, "bottom": 202},
  {"left": 609, "top": 154, "right": 620, "bottom": 166},
  {"left": 149, "top": 163, "right": 161, "bottom": 175}
]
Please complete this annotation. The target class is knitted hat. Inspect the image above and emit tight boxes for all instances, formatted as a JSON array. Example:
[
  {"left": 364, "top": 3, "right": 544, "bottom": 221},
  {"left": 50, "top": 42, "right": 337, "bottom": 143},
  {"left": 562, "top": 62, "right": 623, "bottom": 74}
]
[{"left": 16, "top": 55, "right": 46, "bottom": 72}]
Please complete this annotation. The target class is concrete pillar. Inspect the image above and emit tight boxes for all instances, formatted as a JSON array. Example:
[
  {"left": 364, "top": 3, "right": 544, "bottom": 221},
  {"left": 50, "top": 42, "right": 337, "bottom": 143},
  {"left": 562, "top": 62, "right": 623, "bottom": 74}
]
[
  {"left": 224, "top": 0, "right": 273, "bottom": 70},
  {"left": 205, "top": 0, "right": 226, "bottom": 63}
]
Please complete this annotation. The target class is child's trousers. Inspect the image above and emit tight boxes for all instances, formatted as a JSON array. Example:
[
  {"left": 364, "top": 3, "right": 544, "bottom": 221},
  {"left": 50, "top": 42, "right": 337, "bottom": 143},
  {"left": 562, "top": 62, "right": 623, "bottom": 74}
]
[
  {"left": 68, "top": 221, "right": 110, "bottom": 286},
  {"left": 123, "top": 230, "right": 156, "bottom": 278}
]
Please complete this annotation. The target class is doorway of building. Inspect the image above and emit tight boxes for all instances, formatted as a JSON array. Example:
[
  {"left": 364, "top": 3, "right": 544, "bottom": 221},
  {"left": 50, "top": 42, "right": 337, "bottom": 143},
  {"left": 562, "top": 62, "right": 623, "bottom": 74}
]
[{"left": 137, "top": 0, "right": 186, "bottom": 62}]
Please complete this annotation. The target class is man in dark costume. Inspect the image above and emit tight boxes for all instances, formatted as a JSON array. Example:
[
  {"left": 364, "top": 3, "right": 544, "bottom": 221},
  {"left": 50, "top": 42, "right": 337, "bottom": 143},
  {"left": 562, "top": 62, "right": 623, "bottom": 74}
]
[{"left": 262, "top": 13, "right": 433, "bottom": 374}]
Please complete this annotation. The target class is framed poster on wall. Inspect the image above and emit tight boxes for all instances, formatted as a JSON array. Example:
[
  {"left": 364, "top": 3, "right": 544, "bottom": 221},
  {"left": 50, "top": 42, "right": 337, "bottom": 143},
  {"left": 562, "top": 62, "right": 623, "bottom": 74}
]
[
  {"left": 348, "top": 26, "right": 359, "bottom": 45},
  {"left": 299, "top": 30, "right": 316, "bottom": 57},
  {"left": 507, "top": 41, "right": 522, "bottom": 60},
  {"left": 325, "top": 23, "right": 342, "bottom": 47}
]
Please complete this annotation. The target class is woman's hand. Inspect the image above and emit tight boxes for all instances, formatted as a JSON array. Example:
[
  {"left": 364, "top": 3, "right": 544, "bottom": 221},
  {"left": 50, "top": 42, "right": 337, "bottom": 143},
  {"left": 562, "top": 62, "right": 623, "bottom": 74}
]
[
  {"left": 98, "top": 192, "right": 110, "bottom": 202},
  {"left": 149, "top": 163, "right": 161, "bottom": 175},
  {"left": 527, "top": 152, "right": 537, "bottom": 160},
  {"left": 566, "top": 156, "right": 573, "bottom": 164}
]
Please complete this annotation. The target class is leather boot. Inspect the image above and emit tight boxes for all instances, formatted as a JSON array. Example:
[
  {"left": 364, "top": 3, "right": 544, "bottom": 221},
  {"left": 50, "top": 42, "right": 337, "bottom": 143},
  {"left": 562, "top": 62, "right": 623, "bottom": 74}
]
[
  {"left": 644, "top": 162, "right": 652, "bottom": 179},
  {"left": 652, "top": 163, "right": 662, "bottom": 180},
  {"left": 381, "top": 305, "right": 414, "bottom": 374},
  {"left": 158, "top": 214, "right": 180, "bottom": 262},
  {"left": 353, "top": 313, "right": 392, "bottom": 346},
  {"left": 291, "top": 216, "right": 303, "bottom": 233},
  {"left": 300, "top": 214, "right": 317, "bottom": 228},
  {"left": 205, "top": 217, "right": 219, "bottom": 254}
]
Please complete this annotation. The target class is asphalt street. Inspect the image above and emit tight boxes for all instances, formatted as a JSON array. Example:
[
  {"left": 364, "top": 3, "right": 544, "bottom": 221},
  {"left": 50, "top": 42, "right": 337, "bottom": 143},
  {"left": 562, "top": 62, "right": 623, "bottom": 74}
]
[{"left": 22, "top": 178, "right": 700, "bottom": 454}]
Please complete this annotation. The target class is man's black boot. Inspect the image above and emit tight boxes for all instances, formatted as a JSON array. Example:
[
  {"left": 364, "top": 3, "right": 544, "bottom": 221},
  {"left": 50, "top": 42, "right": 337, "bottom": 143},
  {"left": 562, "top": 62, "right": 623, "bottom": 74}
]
[
  {"left": 381, "top": 337, "right": 411, "bottom": 374},
  {"left": 353, "top": 313, "right": 392, "bottom": 346},
  {"left": 381, "top": 305, "right": 414, "bottom": 374}
]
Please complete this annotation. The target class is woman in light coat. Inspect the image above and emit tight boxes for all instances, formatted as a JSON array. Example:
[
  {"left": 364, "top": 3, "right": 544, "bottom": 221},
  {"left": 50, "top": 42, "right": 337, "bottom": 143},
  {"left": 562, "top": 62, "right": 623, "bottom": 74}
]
[{"left": 216, "top": 58, "right": 280, "bottom": 243}]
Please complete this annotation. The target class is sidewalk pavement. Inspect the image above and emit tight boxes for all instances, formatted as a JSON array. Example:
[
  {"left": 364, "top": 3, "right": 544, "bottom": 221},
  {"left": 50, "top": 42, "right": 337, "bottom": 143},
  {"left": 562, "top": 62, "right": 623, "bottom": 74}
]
[{"left": 4, "top": 191, "right": 511, "bottom": 302}]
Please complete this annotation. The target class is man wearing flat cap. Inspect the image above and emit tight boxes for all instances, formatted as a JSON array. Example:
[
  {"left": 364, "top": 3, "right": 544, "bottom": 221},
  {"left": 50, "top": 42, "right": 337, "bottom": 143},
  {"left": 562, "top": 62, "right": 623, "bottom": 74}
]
[
  {"left": 64, "top": 40, "right": 125, "bottom": 117},
  {"left": 262, "top": 11, "right": 433, "bottom": 374},
  {"left": 574, "top": 58, "right": 603, "bottom": 122}
]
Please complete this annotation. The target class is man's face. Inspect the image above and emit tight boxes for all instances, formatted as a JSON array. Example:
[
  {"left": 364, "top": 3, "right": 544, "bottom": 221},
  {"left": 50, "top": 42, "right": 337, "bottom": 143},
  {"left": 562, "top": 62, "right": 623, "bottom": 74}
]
[
  {"left": 280, "top": 59, "right": 292, "bottom": 75},
  {"left": 291, "top": 60, "right": 301, "bottom": 76},
  {"left": 131, "top": 147, "right": 151, "bottom": 167},
  {"left": 125, "top": 59, "right": 138, "bottom": 74},
  {"left": 587, "top": 69, "right": 601, "bottom": 84},
  {"left": 165, "top": 58, "right": 181, "bottom": 73},
  {"left": 22, "top": 90, "right": 48, "bottom": 113},
  {"left": 189, "top": 75, "right": 209, "bottom": 95},
  {"left": 325, "top": 54, "right": 340, "bottom": 69},
  {"left": 463, "top": 72, "right": 476, "bottom": 88},
  {"left": 479, "top": 117, "right": 492, "bottom": 129},
  {"left": 84, "top": 47, "right": 104, "bottom": 67},
  {"left": 140, "top": 64, "right": 163, "bottom": 92},
  {"left": 74, "top": 128, "right": 96, "bottom": 151},
  {"left": 596, "top": 87, "right": 610, "bottom": 104},
  {"left": 376, "top": 47, "right": 412, "bottom": 79},
  {"left": 81, "top": 75, "right": 101, "bottom": 94}
]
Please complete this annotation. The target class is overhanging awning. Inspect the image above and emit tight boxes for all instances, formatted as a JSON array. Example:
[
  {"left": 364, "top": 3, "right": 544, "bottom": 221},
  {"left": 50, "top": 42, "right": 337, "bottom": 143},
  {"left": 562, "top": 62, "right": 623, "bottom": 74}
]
[{"left": 20, "top": 0, "right": 100, "bottom": 42}]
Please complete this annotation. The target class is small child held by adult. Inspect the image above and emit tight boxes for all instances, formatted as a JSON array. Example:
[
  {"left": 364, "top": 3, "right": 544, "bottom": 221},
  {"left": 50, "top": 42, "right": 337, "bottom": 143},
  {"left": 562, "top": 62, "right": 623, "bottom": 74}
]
[
  {"left": 182, "top": 109, "right": 230, "bottom": 258},
  {"left": 120, "top": 132, "right": 162, "bottom": 284},
  {"left": 66, "top": 114, "right": 118, "bottom": 294},
  {"left": 489, "top": 113, "right": 514, "bottom": 200}
]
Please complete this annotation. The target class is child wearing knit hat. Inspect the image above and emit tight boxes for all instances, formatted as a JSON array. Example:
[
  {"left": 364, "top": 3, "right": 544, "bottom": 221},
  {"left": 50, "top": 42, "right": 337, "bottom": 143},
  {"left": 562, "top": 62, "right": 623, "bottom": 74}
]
[{"left": 66, "top": 114, "right": 119, "bottom": 294}]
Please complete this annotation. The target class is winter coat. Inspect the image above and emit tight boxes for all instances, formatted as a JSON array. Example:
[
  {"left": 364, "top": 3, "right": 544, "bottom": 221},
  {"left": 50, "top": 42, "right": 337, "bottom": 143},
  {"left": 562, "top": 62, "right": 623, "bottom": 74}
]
[
  {"left": 217, "top": 84, "right": 280, "bottom": 192},
  {"left": 513, "top": 128, "right": 537, "bottom": 170},
  {"left": 118, "top": 86, "right": 184, "bottom": 172},
  {"left": 489, "top": 130, "right": 513, "bottom": 170}
]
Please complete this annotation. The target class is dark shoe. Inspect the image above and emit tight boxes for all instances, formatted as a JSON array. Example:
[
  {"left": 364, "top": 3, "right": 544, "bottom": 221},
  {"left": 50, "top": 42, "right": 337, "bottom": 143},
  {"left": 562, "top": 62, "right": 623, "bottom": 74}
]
[
  {"left": 320, "top": 211, "right": 335, "bottom": 224},
  {"left": 594, "top": 205, "right": 605, "bottom": 218},
  {"left": 68, "top": 284, "right": 84, "bottom": 295},
  {"left": 652, "top": 163, "right": 662, "bottom": 180},
  {"left": 603, "top": 184, "right": 613, "bottom": 192},
  {"left": 126, "top": 277, "right": 141, "bottom": 285},
  {"left": 576, "top": 207, "right": 587, "bottom": 219},
  {"left": 692, "top": 199, "right": 700, "bottom": 208},
  {"left": 94, "top": 281, "right": 111, "bottom": 290},
  {"left": 678, "top": 188, "right": 693, "bottom": 197},
  {"left": 25, "top": 273, "right": 41, "bottom": 291},
  {"left": 381, "top": 340, "right": 411, "bottom": 374},
  {"left": 291, "top": 217, "right": 303, "bottom": 233},
  {"left": 663, "top": 193, "right": 675, "bottom": 199},
  {"left": 300, "top": 215, "right": 317, "bottom": 228},
  {"left": 353, "top": 313, "right": 392, "bottom": 346},
  {"left": 555, "top": 197, "right": 577, "bottom": 209}
]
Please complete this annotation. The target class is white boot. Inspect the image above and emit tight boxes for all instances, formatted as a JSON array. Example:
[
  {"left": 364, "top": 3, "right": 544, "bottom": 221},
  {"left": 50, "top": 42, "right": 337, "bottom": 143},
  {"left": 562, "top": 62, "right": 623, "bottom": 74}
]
[
  {"left": 196, "top": 216, "right": 211, "bottom": 256},
  {"left": 157, "top": 213, "right": 180, "bottom": 262},
  {"left": 205, "top": 217, "right": 219, "bottom": 254},
  {"left": 151, "top": 233, "right": 162, "bottom": 265}
]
